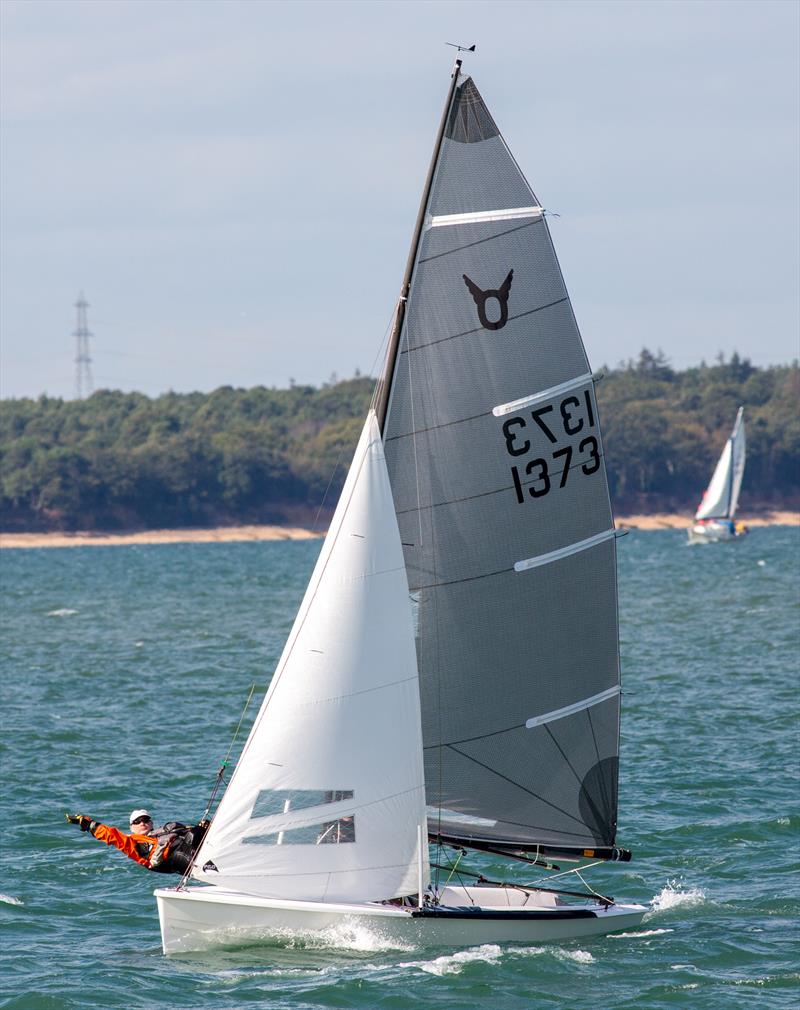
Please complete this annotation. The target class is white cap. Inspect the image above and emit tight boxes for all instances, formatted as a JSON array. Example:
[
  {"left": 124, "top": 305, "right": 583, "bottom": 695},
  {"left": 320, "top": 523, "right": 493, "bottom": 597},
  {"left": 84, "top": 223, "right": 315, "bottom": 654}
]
[{"left": 129, "top": 808, "right": 152, "bottom": 825}]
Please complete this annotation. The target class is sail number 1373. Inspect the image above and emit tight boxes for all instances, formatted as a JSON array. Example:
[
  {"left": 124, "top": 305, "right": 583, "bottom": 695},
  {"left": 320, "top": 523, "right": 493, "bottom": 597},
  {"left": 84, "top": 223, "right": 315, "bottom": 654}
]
[{"left": 502, "top": 390, "right": 600, "bottom": 503}]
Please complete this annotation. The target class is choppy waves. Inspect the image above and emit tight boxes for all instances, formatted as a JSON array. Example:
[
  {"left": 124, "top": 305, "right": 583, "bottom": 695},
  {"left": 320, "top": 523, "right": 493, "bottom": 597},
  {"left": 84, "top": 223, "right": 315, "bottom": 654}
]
[{"left": 2, "top": 530, "right": 798, "bottom": 1009}]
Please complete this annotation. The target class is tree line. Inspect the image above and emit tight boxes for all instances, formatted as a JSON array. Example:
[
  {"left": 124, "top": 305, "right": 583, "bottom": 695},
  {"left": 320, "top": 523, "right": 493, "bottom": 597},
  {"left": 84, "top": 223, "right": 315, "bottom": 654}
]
[{"left": 0, "top": 353, "right": 797, "bottom": 531}]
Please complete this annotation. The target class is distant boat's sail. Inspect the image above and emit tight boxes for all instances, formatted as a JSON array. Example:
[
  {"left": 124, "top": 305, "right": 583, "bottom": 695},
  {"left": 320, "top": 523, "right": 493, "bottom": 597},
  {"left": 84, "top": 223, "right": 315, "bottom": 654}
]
[
  {"left": 695, "top": 407, "right": 746, "bottom": 521},
  {"left": 381, "top": 74, "right": 623, "bottom": 853},
  {"left": 729, "top": 409, "right": 746, "bottom": 517},
  {"left": 194, "top": 412, "right": 427, "bottom": 901}
]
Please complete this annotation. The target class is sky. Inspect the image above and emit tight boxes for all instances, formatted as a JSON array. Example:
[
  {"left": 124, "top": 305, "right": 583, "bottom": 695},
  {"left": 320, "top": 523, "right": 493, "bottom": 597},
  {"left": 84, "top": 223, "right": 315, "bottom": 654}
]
[{"left": 1, "top": 0, "right": 798, "bottom": 401}]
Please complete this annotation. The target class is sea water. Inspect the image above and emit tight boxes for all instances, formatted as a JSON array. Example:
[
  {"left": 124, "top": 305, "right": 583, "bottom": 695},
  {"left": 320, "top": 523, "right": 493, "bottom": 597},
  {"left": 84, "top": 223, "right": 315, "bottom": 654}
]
[{"left": 0, "top": 528, "right": 797, "bottom": 1009}]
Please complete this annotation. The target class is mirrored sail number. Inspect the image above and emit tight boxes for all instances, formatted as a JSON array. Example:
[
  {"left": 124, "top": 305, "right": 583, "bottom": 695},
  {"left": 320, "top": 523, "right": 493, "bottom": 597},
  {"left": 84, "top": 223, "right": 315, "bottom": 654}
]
[{"left": 501, "top": 389, "right": 600, "bottom": 503}]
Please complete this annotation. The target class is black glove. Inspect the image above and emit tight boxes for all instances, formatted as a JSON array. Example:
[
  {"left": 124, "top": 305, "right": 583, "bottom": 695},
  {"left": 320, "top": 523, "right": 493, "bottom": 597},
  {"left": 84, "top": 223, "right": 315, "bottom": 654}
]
[{"left": 66, "top": 812, "right": 92, "bottom": 832}]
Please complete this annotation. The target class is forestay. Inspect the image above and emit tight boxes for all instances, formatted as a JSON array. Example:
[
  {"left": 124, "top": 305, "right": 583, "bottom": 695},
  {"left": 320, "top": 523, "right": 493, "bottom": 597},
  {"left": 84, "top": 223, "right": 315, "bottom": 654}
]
[
  {"left": 193, "top": 412, "right": 427, "bottom": 901},
  {"left": 382, "top": 74, "right": 623, "bottom": 853},
  {"left": 695, "top": 407, "right": 746, "bottom": 521}
]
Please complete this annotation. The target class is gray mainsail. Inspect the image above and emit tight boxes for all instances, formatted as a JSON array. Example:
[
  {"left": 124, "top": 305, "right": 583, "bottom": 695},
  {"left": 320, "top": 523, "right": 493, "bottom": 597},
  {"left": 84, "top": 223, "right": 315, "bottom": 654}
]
[{"left": 381, "top": 71, "right": 623, "bottom": 855}]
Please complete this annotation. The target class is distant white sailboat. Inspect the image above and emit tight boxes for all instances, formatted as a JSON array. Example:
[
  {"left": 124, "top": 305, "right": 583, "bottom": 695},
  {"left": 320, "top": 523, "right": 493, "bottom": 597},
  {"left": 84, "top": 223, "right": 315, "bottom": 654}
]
[
  {"left": 688, "top": 407, "right": 747, "bottom": 543},
  {"left": 155, "top": 61, "right": 646, "bottom": 954}
]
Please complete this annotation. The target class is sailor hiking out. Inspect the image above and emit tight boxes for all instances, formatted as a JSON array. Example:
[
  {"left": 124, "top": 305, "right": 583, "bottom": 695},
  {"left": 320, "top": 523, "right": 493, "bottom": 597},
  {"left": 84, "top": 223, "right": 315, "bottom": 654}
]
[{"left": 66, "top": 808, "right": 209, "bottom": 874}]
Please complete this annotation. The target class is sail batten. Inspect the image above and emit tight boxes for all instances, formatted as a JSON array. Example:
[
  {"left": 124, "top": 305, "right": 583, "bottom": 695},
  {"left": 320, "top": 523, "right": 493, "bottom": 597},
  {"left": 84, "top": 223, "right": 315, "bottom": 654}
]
[
  {"left": 526, "top": 686, "right": 622, "bottom": 729},
  {"left": 514, "top": 528, "right": 618, "bottom": 572},
  {"left": 429, "top": 206, "right": 542, "bottom": 228},
  {"left": 382, "top": 71, "right": 623, "bottom": 852},
  {"left": 494, "top": 372, "right": 595, "bottom": 416}
]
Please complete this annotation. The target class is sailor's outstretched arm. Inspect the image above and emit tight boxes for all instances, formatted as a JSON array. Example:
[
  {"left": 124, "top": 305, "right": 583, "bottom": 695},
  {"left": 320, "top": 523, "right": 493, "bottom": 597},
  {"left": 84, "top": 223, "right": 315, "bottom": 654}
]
[{"left": 66, "top": 812, "right": 153, "bottom": 867}]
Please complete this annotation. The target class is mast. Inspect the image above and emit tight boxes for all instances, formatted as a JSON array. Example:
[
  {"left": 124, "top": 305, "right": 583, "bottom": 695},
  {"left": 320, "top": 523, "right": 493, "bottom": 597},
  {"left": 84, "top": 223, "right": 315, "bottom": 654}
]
[
  {"left": 726, "top": 406, "right": 745, "bottom": 519},
  {"left": 375, "top": 59, "right": 463, "bottom": 433},
  {"left": 725, "top": 435, "right": 735, "bottom": 518},
  {"left": 379, "top": 70, "right": 626, "bottom": 858}
]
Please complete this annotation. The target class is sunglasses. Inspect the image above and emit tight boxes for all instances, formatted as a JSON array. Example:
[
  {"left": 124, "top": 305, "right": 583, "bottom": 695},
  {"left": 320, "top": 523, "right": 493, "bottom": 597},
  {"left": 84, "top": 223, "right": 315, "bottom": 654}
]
[{"left": 131, "top": 816, "right": 152, "bottom": 826}]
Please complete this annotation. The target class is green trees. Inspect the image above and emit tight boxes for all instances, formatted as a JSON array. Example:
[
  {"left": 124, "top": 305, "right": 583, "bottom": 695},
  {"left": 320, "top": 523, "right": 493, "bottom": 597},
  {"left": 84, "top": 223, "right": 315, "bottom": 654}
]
[
  {"left": 597, "top": 352, "right": 799, "bottom": 512},
  {"left": 0, "top": 379, "right": 374, "bottom": 530},
  {"left": 0, "top": 357, "right": 796, "bottom": 531}
]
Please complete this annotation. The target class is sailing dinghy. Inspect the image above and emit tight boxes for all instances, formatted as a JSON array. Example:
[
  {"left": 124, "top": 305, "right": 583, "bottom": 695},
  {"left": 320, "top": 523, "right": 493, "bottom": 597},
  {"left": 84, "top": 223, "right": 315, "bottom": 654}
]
[
  {"left": 156, "top": 61, "right": 647, "bottom": 954},
  {"left": 688, "top": 407, "right": 747, "bottom": 542}
]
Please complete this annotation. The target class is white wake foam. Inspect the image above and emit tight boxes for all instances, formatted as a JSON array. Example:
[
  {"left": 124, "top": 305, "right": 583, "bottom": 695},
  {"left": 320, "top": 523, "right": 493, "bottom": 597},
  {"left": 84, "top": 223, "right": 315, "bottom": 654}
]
[
  {"left": 395, "top": 943, "right": 595, "bottom": 976},
  {"left": 46, "top": 608, "right": 78, "bottom": 617},
  {"left": 546, "top": 947, "right": 595, "bottom": 964},
  {"left": 279, "top": 921, "right": 414, "bottom": 953},
  {"left": 610, "top": 928, "right": 673, "bottom": 939},
  {"left": 207, "top": 966, "right": 315, "bottom": 984},
  {"left": 650, "top": 882, "right": 706, "bottom": 912},
  {"left": 0, "top": 894, "right": 24, "bottom": 906},
  {"left": 399, "top": 944, "right": 504, "bottom": 976}
]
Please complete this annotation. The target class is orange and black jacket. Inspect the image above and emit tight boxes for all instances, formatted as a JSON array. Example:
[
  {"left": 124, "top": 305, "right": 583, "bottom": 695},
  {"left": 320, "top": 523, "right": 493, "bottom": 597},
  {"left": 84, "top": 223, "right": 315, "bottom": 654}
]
[
  {"left": 86, "top": 820, "right": 208, "bottom": 873},
  {"left": 88, "top": 822, "right": 158, "bottom": 868}
]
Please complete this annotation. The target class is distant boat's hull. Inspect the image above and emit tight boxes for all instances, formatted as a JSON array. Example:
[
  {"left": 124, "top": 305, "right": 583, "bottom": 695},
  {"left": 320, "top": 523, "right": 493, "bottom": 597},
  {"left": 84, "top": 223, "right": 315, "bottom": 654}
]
[
  {"left": 687, "top": 520, "right": 747, "bottom": 543},
  {"left": 155, "top": 885, "right": 648, "bottom": 954}
]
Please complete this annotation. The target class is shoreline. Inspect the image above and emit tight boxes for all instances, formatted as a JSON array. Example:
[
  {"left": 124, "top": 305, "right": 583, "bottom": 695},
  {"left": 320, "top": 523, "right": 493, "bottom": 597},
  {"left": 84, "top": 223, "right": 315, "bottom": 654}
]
[
  {"left": 0, "top": 512, "right": 797, "bottom": 549},
  {"left": 0, "top": 524, "right": 324, "bottom": 550},
  {"left": 616, "top": 511, "right": 799, "bottom": 530}
]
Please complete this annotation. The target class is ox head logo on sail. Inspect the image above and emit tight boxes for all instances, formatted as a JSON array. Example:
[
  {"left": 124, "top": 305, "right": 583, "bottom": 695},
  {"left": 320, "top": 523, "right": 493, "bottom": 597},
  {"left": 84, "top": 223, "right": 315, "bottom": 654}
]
[{"left": 463, "top": 269, "right": 514, "bottom": 330}]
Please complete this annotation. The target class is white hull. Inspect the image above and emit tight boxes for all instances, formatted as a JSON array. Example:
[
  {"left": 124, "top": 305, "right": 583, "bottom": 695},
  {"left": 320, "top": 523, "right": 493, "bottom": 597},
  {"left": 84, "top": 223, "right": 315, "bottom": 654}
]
[
  {"left": 155, "top": 885, "right": 647, "bottom": 954},
  {"left": 687, "top": 520, "right": 746, "bottom": 543}
]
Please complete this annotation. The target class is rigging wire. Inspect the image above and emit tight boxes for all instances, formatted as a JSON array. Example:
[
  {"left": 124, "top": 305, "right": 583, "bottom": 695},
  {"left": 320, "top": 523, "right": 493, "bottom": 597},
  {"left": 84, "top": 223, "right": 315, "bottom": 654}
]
[
  {"left": 434, "top": 840, "right": 614, "bottom": 904},
  {"left": 312, "top": 303, "right": 399, "bottom": 535},
  {"left": 369, "top": 299, "right": 402, "bottom": 416},
  {"left": 440, "top": 848, "right": 464, "bottom": 890},
  {"left": 522, "top": 859, "right": 608, "bottom": 893},
  {"left": 176, "top": 682, "right": 257, "bottom": 890},
  {"left": 569, "top": 865, "right": 612, "bottom": 903},
  {"left": 430, "top": 855, "right": 614, "bottom": 905},
  {"left": 430, "top": 848, "right": 614, "bottom": 904},
  {"left": 219, "top": 682, "right": 259, "bottom": 781}
]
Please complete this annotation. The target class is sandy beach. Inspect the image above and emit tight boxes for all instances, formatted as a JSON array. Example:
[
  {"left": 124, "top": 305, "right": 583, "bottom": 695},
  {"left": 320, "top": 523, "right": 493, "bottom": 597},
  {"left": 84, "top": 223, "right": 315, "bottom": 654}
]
[
  {"left": 0, "top": 524, "right": 324, "bottom": 549},
  {"left": 0, "top": 512, "right": 797, "bottom": 548}
]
